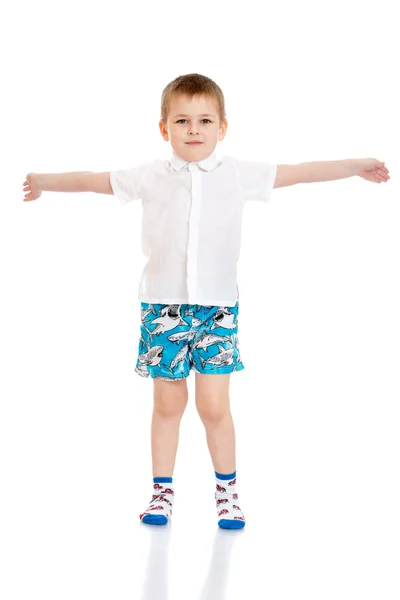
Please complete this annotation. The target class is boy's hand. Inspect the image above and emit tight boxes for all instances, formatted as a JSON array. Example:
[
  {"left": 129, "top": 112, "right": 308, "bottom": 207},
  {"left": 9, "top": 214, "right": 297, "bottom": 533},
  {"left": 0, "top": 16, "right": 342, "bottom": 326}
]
[
  {"left": 358, "top": 159, "right": 390, "bottom": 183},
  {"left": 23, "top": 173, "right": 42, "bottom": 201}
]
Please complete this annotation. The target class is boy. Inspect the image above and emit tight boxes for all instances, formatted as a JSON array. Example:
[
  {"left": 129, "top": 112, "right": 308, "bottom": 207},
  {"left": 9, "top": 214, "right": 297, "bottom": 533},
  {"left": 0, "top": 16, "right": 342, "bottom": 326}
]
[{"left": 23, "top": 73, "right": 390, "bottom": 530}]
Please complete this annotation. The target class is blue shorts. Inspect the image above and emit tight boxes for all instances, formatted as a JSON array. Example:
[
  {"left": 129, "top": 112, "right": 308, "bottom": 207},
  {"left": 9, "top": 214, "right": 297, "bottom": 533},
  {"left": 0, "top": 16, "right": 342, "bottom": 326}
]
[{"left": 135, "top": 302, "right": 245, "bottom": 381}]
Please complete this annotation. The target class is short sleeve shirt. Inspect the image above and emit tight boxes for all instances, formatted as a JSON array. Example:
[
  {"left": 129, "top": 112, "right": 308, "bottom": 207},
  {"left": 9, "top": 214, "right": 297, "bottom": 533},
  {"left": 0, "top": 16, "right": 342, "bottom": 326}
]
[{"left": 110, "top": 151, "right": 277, "bottom": 307}]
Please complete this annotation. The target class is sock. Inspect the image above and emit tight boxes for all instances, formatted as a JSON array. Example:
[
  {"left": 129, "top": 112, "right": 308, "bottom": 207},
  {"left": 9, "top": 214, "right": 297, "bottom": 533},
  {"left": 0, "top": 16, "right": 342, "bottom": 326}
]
[
  {"left": 140, "top": 477, "right": 174, "bottom": 525},
  {"left": 215, "top": 470, "right": 246, "bottom": 529}
]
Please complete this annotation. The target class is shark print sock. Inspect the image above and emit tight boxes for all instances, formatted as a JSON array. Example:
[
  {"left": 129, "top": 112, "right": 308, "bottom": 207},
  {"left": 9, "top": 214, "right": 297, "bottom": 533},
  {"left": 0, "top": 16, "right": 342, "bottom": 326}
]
[
  {"left": 140, "top": 477, "right": 174, "bottom": 525},
  {"left": 215, "top": 471, "right": 246, "bottom": 529}
]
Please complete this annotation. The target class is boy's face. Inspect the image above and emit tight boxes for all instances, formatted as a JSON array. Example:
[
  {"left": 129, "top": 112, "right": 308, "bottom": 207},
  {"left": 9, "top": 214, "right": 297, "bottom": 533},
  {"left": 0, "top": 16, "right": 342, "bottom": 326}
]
[{"left": 159, "top": 93, "right": 228, "bottom": 162}]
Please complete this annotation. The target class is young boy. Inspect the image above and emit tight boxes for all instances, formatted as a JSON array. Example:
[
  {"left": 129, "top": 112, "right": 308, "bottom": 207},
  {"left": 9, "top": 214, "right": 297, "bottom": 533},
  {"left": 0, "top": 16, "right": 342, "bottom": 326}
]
[{"left": 23, "top": 73, "right": 390, "bottom": 530}]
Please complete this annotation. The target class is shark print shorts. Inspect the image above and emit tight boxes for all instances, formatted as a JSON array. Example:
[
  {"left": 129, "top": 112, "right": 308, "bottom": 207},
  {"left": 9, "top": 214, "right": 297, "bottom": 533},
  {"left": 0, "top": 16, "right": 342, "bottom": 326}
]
[{"left": 135, "top": 302, "right": 244, "bottom": 381}]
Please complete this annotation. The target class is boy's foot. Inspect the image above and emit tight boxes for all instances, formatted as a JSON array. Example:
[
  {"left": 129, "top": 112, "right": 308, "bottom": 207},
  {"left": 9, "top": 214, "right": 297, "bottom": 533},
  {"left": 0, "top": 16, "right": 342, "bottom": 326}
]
[
  {"left": 140, "top": 481, "right": 174, "bottom": 525},
  {"left": 215, "top": 472, "right": 246, "bottom": 529}
]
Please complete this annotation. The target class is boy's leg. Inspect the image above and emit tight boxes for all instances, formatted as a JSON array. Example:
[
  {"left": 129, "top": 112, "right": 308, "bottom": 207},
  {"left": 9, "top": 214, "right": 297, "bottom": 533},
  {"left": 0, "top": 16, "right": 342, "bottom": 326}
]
[
  {"left": 151, "top": 378, "right": 188, "bottom": 476},
  {"left": 195, "top": 373, "right": 235, "bottom": 473},
  {"left": 140, "top": 378, "right": 188, "bottom": 525},
  {"left": 195, "top": 372, "right": 245, "bottom": 529}
]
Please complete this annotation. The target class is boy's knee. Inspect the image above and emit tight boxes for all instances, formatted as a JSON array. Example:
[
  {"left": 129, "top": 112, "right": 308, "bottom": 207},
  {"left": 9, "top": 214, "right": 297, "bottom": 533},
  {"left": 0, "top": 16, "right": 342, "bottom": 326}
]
[
  {"left": 155, "top": 397, "right": 188, "bottom": 419},
  {"left": 196, "top": 397, "right": 228, "bottom": 424},
  {"left": 154, "top": 379, "right": 188, "bottom": 418}
]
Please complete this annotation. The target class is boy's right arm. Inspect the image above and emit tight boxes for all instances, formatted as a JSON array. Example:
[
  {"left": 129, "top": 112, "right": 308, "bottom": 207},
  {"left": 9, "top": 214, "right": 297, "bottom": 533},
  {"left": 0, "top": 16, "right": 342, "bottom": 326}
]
[{"left": 23, "top": 171, "right": 113, "bottom": 201}]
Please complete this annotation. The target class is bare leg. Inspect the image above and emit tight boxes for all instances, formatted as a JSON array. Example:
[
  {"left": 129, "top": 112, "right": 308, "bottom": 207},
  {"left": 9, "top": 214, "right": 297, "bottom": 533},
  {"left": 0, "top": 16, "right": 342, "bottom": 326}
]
[
  {"left": 151, "top": 378, "right": 188, "bottom": 477},
  {"left": 195, "top": 373, "right": 236, "bottom": 474},
  {"left": 194, "top": 373, "right": 246, "bottom": 529}
]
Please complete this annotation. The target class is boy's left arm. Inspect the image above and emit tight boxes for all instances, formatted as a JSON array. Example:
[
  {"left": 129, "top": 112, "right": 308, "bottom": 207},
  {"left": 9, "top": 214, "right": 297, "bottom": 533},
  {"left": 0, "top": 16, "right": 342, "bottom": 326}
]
[{"left": 274, "top": 158, "right": 390, "bottom": 188}]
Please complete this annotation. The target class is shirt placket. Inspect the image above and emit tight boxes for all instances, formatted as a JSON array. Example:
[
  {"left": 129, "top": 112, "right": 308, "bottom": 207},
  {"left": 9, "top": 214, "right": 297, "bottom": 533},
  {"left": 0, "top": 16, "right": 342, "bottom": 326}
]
[{"left": 186, "top": 162, "right": 202, "bottom": 303}]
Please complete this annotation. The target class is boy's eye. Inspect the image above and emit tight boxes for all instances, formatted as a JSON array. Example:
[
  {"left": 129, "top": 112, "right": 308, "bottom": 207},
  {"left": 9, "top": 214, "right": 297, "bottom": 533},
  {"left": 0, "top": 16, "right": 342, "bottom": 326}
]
[{"left": 176, "top": 119, "right": 211, "bottom": 124}]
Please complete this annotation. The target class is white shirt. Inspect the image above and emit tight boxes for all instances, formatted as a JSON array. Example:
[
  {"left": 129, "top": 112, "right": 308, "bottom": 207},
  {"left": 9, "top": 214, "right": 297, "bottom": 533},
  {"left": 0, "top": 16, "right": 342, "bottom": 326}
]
[{"left": 110, "top": 151, "right": 277, "bottom": 307}]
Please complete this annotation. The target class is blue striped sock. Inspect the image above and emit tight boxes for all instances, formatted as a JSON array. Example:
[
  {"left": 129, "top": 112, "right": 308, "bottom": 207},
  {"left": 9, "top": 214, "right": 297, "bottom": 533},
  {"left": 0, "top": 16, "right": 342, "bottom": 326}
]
[
  {"left": 215, "top": 470, "right": 236, "bottom": 480},
  {"left": 215, "top": 470, "right": 246, "bottom": 529},
  {"left": 140, "top": 477, "right": 174, "bottom": 525}
]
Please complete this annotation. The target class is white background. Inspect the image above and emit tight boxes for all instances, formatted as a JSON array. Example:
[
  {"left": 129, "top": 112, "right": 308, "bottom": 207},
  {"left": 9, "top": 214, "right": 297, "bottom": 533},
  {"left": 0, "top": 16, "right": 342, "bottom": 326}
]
[{"left": 1, "top": 0, "right": 399, "bottom": 598}]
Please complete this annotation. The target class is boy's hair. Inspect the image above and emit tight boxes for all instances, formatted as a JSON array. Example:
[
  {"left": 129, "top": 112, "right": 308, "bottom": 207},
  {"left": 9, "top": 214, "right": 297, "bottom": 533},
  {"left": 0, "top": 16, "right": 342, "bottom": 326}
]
[{"left": 160, "top": 73, "right": 226, "bottom": 124}]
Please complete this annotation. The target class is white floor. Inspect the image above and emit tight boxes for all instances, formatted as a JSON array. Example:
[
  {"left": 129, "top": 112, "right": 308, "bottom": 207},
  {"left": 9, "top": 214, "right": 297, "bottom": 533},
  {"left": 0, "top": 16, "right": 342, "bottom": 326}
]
[{"left": 2, "top": 365, "right": 399, "bottom": 599}]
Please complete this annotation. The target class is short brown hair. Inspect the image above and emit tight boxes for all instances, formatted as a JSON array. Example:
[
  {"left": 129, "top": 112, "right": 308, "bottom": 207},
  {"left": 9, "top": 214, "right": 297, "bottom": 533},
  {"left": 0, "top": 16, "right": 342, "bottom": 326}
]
[{"left": 160, "top": 73, "right": 226, "bottom": 124}]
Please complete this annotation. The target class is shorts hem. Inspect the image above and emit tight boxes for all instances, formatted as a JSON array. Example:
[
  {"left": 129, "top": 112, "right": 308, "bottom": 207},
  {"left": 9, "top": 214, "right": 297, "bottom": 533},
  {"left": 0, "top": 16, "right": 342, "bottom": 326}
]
[
  {"left": 135, "top": 366, "right": 190, "bottom": 381},
  {"left": 135, "top": 364, "right": 244, "bottom": 379},
  {"left": 194, "top": 363, "right": 245, "bottom": 375},
  {"left": 152, "top": 373, "right": 190, "bottom": 381}
]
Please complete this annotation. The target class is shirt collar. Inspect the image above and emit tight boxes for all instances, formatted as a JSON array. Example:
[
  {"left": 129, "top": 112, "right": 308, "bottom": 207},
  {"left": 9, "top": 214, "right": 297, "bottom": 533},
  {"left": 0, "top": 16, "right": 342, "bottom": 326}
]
[{"left": 169, "top": 149, "right": 218, "bottom": 172}]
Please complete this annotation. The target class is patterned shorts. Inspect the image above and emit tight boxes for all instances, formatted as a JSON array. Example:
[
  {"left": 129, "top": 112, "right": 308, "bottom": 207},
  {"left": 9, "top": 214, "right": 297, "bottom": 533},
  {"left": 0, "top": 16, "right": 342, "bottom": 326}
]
[{"left": 135, "top": 301, "right": 244, "bottom": 381}]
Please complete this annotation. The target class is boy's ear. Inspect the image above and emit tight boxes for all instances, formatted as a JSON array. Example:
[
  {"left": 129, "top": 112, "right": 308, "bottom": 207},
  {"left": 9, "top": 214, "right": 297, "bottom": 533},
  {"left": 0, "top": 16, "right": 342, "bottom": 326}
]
[
  {"left": 159, "top": 120, "right": 169, "bottom": 141},
  {"left": 219, "top": 119, "right": 228, "bottom": 140}
]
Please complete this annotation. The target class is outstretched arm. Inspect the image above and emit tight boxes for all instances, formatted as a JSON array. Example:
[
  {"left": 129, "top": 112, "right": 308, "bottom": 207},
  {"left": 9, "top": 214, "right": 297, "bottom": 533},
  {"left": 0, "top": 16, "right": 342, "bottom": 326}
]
[
  {"left": 274, "top": 159, "right": 390, "bottom": 188},
  {"left": 23, "top": 172, "right": 113, "bottom": 201}
]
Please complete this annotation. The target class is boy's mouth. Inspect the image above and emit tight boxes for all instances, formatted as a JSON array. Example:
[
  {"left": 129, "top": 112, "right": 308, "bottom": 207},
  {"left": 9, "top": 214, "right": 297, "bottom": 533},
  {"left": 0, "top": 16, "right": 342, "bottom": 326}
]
[{"left": 186, "top": 142, "right": 203, "bottom": 145}]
